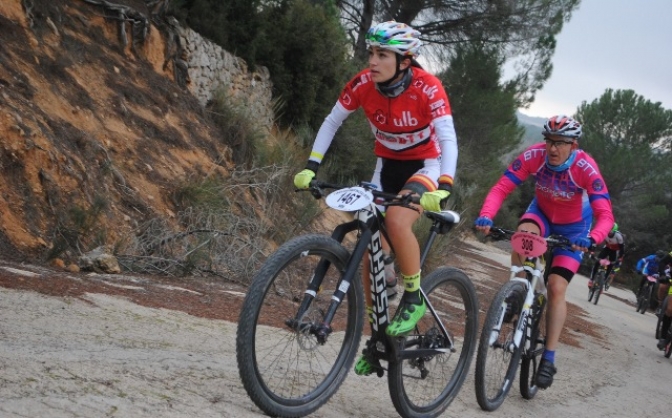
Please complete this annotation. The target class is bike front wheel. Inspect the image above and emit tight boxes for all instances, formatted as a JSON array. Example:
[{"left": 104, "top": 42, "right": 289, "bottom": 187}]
[
  {"left": 388, "top": 267, "right": 478, "bottom": 418},
  {"left": 236, "top": 234, "right": 363, "bottom": 417},
  {"left": 593, "top": 273, "right": 604, "bottom": 305},
  {"left": 475, "top": 280, "right": 526, "bottom": 411},
  {"left": 520, "top": 296, "right": 547, "bottom": 399}
]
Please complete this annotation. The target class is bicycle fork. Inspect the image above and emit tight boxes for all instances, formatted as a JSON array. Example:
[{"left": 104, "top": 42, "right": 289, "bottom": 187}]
[{"left": 288, "top": 220, "right": 366, "bottom": 344}]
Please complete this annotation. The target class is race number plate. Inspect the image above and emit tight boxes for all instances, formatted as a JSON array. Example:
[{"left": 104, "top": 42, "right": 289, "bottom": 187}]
[
  {"left": 325, "top": 187, "right": 374, "bottom": 211},
  {"left": 511, "top": 231, "right": 547, "bottom": 257}
]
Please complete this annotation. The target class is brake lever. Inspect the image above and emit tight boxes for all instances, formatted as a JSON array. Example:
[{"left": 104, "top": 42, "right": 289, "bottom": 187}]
[{"left": 309, "top": 186, "right": 324, "bottom": 200}]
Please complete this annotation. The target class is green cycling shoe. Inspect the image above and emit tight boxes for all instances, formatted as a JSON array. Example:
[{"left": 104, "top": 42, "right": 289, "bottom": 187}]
[
  {"left": 355, "top": 354, "right": 383, "bottom": 376},
  {"left": 386, "top": 298, "right": 426, "bottom": 337},
  {"left": 354, "top": 355, "right": 376, "bottom": 376}
]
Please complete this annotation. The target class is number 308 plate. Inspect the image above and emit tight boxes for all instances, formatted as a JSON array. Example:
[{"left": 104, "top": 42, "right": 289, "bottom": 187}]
[{"left": 511, "top": 231, "right": 547, "bottom": 257}]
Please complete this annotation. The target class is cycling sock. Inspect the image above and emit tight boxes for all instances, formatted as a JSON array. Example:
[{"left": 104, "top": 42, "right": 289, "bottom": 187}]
[
  {"left": 542, "top": 349, "right": 555, "bottom": 363},
  {"left": 402, "top": 271, "right": 421, "bottom": 304},
  {"left": 366, "top": 306, "right": 374, "bottom": 324}
]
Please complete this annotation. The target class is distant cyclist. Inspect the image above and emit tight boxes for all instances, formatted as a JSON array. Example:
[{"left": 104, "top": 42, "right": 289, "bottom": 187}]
[
  {"left": 635, "top": 251, "right": 665, "bottom": 295},
  {"left": 589, "top": 223, "right": 624, "bottom": 290},
  {"left": 656, "top": 251, "right": 672, "bottom": 350}
]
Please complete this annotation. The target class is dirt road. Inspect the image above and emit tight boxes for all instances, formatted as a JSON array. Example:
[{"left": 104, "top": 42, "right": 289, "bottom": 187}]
[{"left": 0, "top": 240, "right": 669, "bottom": 417}]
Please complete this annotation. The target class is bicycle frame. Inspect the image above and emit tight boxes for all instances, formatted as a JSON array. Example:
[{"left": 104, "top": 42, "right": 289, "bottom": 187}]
[
  {"left": 593, "top": 259, "right": 610, "bottom": 287},
  {"left": 295, "top": 184, "right": 458, "bottom": 359},
  {"left": 491, "top": 256, "right": 545, "bottom": 353}
]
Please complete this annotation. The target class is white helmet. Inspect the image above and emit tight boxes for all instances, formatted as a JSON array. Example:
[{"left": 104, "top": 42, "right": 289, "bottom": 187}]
[
  {"left": 365, "top": 21, "right": 422, "bottom": 57},
  {"left": 543, "top": 115, "right": 583, "bottom": 139}
]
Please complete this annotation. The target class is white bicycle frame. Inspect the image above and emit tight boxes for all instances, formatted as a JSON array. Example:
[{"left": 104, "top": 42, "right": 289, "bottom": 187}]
[{"left": 490, "top": 256, "right": 546, "bottom": 352}]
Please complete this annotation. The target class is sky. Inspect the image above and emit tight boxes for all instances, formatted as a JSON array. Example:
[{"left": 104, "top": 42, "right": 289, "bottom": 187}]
[{"left": 518, "top": 0, "right": 672, "bottom": 119}]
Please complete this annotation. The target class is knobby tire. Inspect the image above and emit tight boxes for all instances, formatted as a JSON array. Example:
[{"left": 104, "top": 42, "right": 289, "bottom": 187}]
[
  {"left": 637, "top": 287, "right": 647, "bottom": 314},
  {"left": 656, "top": 296, "right": 669, "bottom": 339},
  {"left": 520, "top": 296, "right": 546, "bottom": 400},
  {"left": 639, "top": 285, "right": 653, "bottom": 314},
  {"left": 236, "top": 234, "right": 363, "bottom": 418},
  {"left": 475, "top": 281, "right": 527, "bottom": 411},
  {"left": 387, "top": 267, "right": 478, "bottom": 418},
  {"left": 593, "top": 272, "right": 604, "bottom": 305}
]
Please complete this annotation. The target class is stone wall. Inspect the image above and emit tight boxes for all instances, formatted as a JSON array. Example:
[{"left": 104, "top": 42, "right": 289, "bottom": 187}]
[{"left": 180, "top": 27, "right": 274, "bottom": 130}]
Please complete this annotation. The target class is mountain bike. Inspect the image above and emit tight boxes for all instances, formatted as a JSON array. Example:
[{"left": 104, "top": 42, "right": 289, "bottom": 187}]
[
  {"left": 236, "top": 180, "right": 479, "bottom": 418},
  {"left": 474, "top": 227, "right": 573, "bottom": 411},
  {"left": 636, "top": 275, "right": 657, "bottom": 314},
  {"left": 588, "top": 259, "right": 609, "bottom": 305}
]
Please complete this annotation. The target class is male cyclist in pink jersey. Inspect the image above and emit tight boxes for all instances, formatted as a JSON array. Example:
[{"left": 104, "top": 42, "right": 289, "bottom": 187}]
[
  {"left": 474, "top": 115, "right": 614, "bottom": 389},
  {"left": 294, "top": 21, "right": 459, "bottom": 376}
]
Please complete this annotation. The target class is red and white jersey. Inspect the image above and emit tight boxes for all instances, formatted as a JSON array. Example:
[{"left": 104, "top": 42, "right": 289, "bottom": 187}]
[
  {"left": 339, "top": 68, "right": 451, "bottom": 160},
  {"left": 604, "top": 231, "right": 624, "bottom": 250},
  {"left": 308, "top": 67, "right": 458, "bottom": 186}
]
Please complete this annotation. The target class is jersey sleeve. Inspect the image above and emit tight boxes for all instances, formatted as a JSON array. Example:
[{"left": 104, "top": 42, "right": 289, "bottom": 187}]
[
  {"left": 337, "top": 71, "right": 368, "bottom": 112},
  {"left": 576, "top": 152, "right": 614, "bottom": 243},
  {"left": 433, "top": 115, "right": 457, "bottom": 187},
  {"left": 479, "top": 145, "right": 540, "bottom": 219},
  {"left": 308, "top": 102, "right": 353, "bottom": 166}
]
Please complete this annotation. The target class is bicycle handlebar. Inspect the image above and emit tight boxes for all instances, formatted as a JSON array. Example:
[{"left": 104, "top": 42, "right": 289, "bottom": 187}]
[
  {"left": 300, "top": 180, "right": 421, "bottom": 207},
  {"left": 478, "top": 225, "right": 591, "bottom": 251}
]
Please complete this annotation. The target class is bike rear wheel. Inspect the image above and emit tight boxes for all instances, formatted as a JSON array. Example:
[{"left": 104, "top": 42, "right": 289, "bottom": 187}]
[
  {"left": 236, "top": 234, "right": 363, "bottom": 417},
  {"left": 520, "top": 296, "right": 547, "bottom": 399},
  {"left": 475, "top": 280, "right": 526, "bottom": 411},
  {"left": 638, "top": 285, "right": 653, "bottom": 314},
  {"left": 636, "top": 288, "right": 647, "bottom": 313},
  {"left": 388, "top": 267, "right": 478, "bottom": 418}
]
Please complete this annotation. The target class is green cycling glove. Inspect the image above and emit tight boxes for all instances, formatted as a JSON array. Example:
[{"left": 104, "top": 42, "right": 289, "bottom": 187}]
[
  {"left": 419, "top": 189, "right": 450, "bottom": 212},
  {"left": 293, "top": 169, "right": 316, "bottom": 189}
]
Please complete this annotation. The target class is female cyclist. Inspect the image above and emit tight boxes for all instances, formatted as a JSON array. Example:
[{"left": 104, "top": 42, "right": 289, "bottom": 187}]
[{"left": 293, "top": 21, "right": 459, "bottom": 375}]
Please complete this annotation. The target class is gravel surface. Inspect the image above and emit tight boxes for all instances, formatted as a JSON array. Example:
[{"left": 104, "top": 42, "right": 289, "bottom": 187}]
[{"left": 0, "top": 239, "right": 669, "bottom": 417}]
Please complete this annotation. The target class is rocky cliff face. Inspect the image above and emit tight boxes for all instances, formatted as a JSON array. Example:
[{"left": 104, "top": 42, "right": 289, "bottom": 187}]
[{"left": 0, "top": 0, "right": 273, "bottom": 263}]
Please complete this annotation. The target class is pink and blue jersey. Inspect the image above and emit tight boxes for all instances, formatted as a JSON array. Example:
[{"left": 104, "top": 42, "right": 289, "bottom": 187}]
[{"left": 480, "top": 143, "right": 614, "bottom": 275}]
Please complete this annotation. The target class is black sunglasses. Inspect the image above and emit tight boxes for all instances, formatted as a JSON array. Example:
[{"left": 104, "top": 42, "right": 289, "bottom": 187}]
[{"left": 544, "top": 138, "right": 575, "bottom": 147}]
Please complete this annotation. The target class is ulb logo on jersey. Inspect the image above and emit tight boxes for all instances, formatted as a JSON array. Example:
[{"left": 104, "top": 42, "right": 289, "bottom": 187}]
[{"left": 393, "top": 111, "right": 418, "bottom": 127}]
